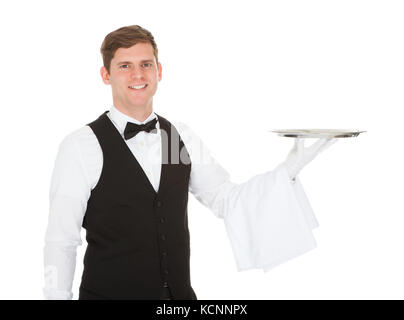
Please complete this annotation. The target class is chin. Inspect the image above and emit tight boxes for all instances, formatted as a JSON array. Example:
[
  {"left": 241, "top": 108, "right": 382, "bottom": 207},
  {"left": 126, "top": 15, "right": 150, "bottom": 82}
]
[{"left": 129, "top": 99, "right": 151, "bottom": 108}]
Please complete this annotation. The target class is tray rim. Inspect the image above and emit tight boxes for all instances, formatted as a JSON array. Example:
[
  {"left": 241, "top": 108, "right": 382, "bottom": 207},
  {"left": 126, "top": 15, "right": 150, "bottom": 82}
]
[{"left": 269, "top": 129, "right": 366, "bottom": 138}]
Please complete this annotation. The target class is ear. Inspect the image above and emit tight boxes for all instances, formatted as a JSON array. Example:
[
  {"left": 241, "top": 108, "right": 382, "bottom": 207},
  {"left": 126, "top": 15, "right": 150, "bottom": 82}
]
[
  {"left": 100, "top": 66, "right": 110, "bottom": 84},
  {"left": 157, "top": 62, "right": 162, "bottom": 81}
]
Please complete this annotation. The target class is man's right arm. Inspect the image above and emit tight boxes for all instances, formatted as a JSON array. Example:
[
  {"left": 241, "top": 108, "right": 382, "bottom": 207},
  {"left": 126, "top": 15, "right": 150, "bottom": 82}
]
[{"left": 43, "top": 130, "right": 92, "bottom": 300}]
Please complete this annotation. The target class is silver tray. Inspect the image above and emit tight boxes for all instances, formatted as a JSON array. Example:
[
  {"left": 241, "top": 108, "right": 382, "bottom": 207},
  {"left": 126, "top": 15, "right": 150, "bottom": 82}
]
[{"left": 270, "top": 129, "right": 366, "bottom": 138}]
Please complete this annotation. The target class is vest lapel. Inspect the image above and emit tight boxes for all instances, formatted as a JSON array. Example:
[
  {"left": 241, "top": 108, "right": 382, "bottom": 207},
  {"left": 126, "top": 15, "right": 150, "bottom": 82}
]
[
  {"left": 102, "top": 111, "right": 158, "bottom": 195},
  {"left": 99, "top": 111, "right": 189, "bottom": 197}
]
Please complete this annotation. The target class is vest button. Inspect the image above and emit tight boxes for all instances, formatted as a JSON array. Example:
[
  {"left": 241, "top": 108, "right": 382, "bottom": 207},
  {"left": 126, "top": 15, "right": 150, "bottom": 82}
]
[
  {"left": 160, "top": 234, "right": 166, "bottom": 240},
  {"left": 160, "top": 217, "right": 165, "bottom": 223},
  {"left": 162, "top": 251, "right": 167, "bottom": 257},
  {"left": 164, "top": 269, "right": 169, "bottom": 275},
  {"left": 163, "top": 282, "right": 169, "bottom": 287},
  {"left": 156, "top": 201, "right": 162, "bottom": 207}
]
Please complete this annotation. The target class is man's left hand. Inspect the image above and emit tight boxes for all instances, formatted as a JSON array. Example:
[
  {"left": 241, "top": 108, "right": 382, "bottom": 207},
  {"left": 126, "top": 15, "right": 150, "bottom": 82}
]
[{"left": 283, "top": 137, "right": 338, "bottom": 180}]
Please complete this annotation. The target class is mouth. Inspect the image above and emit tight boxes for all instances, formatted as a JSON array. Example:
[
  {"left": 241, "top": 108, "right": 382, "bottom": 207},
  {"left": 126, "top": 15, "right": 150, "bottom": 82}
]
[{"left": 128, "top": 84, "right": 148, "bottom": 91}]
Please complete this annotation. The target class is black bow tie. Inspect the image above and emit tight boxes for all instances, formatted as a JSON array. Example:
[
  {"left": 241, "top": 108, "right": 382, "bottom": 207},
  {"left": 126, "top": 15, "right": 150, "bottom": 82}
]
[{"left": 124, "top": 118, "right": 158, "bottom": 140}]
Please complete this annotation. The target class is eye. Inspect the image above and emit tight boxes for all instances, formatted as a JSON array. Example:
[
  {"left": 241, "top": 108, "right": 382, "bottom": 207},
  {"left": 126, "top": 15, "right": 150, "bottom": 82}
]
[
  {"left": 142, "top": 63, "right": 152, "bottom": 68},
  {"left": 120, "top": 64, "right": 129, "bottom": 69}
]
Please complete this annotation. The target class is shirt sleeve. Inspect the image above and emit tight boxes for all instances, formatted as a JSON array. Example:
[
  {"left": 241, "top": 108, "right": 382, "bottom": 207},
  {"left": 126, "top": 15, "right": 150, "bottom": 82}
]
[
  {"left": 43, "top": 132, "right": 91, "bottom": 300},
  {"left": 176, "top": 121, "right": 319, "bottom": 272}
]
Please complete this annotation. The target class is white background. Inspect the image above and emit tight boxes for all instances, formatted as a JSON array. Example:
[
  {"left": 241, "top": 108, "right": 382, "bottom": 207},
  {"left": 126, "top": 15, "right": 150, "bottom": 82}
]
[{"left": 0, "top": 0, "right": 403, "bottom": 299}]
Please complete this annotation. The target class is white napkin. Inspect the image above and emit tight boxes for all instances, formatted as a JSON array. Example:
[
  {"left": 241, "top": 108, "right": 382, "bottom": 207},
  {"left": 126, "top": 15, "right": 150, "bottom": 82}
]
[{"left": 223, "top": 164, "right": 318, "bottom": 272}]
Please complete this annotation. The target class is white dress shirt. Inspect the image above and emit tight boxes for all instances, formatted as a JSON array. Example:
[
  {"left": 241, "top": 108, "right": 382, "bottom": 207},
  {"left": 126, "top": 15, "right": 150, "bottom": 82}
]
[{"left": 43, "top": 105, "right": 318, "bottom": 299}]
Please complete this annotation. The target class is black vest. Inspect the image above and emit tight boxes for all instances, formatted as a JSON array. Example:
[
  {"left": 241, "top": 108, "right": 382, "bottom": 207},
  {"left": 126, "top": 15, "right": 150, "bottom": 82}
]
[{"left": 79, "top": 111, "right": 196, "bottom": 300}]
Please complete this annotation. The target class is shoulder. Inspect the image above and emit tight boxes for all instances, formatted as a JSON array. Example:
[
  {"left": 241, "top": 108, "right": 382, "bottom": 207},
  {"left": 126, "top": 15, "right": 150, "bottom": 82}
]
[
  {"left": 57, "top": 125, "right": 100, "bottom": 159},
  {"left": 167, "top": 119, "right": 200, "bottom": 144},
  {"left": 168, "top": 119, "right": 217, "bottom": 163},
  {"left": 59, "top": 125, "right": 96, "bottom": 148}
]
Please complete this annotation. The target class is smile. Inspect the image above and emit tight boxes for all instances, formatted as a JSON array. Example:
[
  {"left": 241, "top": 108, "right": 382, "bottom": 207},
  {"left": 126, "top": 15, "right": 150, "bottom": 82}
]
[{"left": 129, "top": 84, "right": 148, "bottom": 90}]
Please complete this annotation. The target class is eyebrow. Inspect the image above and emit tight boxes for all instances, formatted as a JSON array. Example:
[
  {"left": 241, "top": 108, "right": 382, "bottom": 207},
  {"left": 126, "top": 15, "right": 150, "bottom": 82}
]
[{"left": 116, "top": 59, "right": 155, "bottom": 65}]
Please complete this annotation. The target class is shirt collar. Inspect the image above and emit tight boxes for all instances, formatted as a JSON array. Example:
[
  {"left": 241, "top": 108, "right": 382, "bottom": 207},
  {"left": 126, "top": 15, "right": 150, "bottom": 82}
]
[{"left": 108, "top": 105, "right": 159, "bottom": 135}]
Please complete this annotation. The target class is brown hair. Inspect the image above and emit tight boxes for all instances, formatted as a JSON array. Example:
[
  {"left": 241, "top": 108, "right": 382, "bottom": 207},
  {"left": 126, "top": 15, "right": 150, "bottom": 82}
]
[{"left": 100, "top": 25, "right": 159, "bottom": 73}]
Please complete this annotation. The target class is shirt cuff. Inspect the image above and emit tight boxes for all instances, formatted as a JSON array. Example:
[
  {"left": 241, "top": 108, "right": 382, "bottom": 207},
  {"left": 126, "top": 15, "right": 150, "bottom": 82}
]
[{"left": 43, "top": 287, "right": 73, "bottom": 300}]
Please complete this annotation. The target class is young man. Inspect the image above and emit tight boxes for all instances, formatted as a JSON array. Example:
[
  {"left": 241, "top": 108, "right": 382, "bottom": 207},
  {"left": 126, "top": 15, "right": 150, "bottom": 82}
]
[{"left": 43, "top": 25, "right": 336, "bottom": 300}]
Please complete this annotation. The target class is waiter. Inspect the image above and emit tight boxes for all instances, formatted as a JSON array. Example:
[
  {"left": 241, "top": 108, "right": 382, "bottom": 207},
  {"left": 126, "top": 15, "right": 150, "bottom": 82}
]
[{"left": 43, "top": 25, "right": 336, "bottom": 300}]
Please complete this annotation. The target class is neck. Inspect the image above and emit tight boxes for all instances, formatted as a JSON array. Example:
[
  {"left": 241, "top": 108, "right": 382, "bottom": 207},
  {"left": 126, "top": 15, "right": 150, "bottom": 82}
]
[{"left": 113, "top": 102, "right": 153, "bottom": 122}]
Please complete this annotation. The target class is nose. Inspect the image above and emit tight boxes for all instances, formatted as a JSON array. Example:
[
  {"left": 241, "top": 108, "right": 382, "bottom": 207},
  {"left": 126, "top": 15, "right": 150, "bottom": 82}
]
[{"left": 130, "top": 66, "right": 145, "bottom": 79}]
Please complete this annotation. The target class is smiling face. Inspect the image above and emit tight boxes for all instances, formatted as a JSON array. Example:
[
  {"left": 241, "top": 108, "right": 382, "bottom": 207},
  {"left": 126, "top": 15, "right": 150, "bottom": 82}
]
[{"left": 100, "top": 42, "right": 162, "bottom": 117}]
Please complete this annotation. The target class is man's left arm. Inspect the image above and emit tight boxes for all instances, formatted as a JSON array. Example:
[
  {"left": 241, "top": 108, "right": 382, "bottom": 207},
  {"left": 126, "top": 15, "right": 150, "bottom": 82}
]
[{"left": 176, "top": 122, "right": 336, "bottom": 272}]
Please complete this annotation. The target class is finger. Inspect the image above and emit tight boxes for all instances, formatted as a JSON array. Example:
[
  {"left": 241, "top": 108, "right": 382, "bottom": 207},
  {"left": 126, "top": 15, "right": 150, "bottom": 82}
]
[
  {"left": 307, "top": 138, "right": 329, "bottom": 154},
  {"left": 296, "top": 138, "right": 304, "bottom": 156},
  {"left": 318, "top": 138, "right": 337, "bottom": 153},
  {"left": 310, "top": 138, "right": 337, "bottom": 154},
  {"left": 289, "top": 137, "right": 298, "bottom": 151}
]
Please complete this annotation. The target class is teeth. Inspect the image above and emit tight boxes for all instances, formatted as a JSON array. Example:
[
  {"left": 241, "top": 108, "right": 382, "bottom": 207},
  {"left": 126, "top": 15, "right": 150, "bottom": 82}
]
[{"left": 129, "top": 84, "right": 147, "bottom": 89}]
